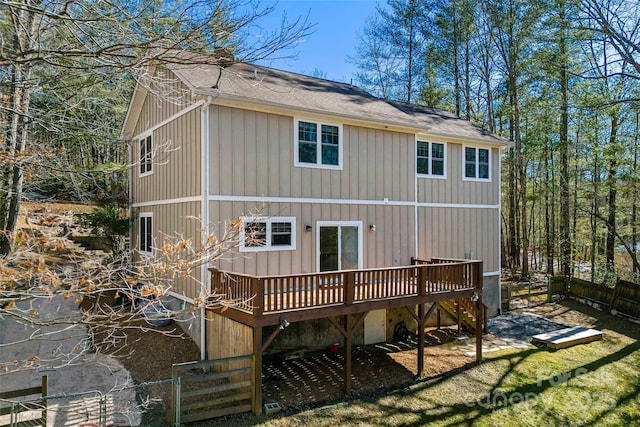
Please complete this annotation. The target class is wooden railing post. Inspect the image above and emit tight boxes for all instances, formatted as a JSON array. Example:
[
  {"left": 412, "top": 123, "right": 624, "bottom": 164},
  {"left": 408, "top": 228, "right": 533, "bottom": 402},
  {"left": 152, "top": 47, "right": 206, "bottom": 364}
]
[
  {"left": 254, "top": 278, "right": 264, "bottom": 316},
  {"left": 210, "top": 269, "right": 219, "bottom": 293},
  {"left": 475, "top": 261, "right": 483, "bottom": 289},
  {"left": 345, "top": 271, "right": 355, "bottom": 304},
  {"left": 475, "top": 293, "right": 483, "bottom": 364},
  {"left": 417, "top": 266, "right": 425, "bottom": 296}
]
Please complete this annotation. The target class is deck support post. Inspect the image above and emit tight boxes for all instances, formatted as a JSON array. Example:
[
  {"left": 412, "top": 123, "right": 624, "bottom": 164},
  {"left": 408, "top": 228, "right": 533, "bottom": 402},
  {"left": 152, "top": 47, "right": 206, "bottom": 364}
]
[
  {"left": 410, "top": 302, "right": 437, "bottom": 377},
  {"left": 253, "top": 325, "right": 263, "bottom": 414},
  {"left": 343, "top": 314, "right": 353, "bottom": 394},
  {"left": 417, "top": 303, "right": 425, "bottom": 377},
  {"left": 475, "top": 295, "right": 483, "bottom": 364},
  {"left": 475, "top": 262, "right": 483, "bottom": 365}
]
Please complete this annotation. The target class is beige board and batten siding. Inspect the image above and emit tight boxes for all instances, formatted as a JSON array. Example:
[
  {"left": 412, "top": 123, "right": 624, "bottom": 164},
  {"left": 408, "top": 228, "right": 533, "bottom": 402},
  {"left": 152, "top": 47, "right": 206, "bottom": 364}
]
[
  {"left": 131, "top": 107, "right": 202, "bottom": 204},
  {"left": 208, "top": 105, "right": 415, "bottom": 202},
  {"left": 417, "top": 206, "right": 500, "bottom": 274},
  {"left": 416, "top": 145, "right": 500, "bottom": 206},
  {"left": 131, "top": 201, "right": 203, "bottom": 301},
  {"left": 211, "top": 201, "right": 415, "bottom": 277},
  {"left": 131, "top": 69, "right": 198, "bottom": 137}
]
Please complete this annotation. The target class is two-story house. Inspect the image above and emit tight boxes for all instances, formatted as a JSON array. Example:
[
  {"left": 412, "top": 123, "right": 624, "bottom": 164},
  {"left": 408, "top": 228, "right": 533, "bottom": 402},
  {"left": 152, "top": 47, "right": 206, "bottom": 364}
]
[{"left": 122, "top": 58, "right": 508, "bottom": 361}]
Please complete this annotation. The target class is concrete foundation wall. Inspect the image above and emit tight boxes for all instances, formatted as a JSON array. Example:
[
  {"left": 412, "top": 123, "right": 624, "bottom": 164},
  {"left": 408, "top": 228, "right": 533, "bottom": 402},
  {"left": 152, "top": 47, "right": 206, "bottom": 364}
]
[
  {"left": 483, "top": 274, "right": 501, "bottom": 317},
  {"left": 265, "top": 317, "right": 365, "bottom": 352},
  {"left": 164, "top": 296, "right": 201, "bottom": 347}
]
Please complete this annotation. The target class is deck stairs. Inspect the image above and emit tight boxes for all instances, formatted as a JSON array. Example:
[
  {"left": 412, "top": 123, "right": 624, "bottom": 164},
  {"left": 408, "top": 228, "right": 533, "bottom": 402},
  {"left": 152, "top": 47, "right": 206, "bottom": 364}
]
[{"left": 437, "top": 299, "right": 488, "bottom": 334}]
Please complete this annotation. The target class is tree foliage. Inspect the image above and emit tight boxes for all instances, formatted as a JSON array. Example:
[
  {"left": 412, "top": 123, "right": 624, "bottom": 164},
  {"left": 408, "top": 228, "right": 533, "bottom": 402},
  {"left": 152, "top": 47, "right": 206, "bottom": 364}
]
[{"left": 352, "top": 0, "right": 640, "bottom": 281}]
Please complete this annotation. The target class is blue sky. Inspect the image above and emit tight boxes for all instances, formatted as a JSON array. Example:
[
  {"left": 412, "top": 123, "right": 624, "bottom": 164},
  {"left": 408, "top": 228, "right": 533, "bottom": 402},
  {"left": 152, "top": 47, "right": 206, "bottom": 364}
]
[{"left": 255, "top": 0, "right": 382, "bottom": 83}]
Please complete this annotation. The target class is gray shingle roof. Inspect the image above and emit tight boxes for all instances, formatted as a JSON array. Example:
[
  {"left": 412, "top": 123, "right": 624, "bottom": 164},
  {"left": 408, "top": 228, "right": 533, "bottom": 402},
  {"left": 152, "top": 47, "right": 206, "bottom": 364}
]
[
  {"left": 169, "top": 60, "right": 508, "bottom": 146},
  {"left": 386, "top": 100, "right": 507, "bottom": 145}
]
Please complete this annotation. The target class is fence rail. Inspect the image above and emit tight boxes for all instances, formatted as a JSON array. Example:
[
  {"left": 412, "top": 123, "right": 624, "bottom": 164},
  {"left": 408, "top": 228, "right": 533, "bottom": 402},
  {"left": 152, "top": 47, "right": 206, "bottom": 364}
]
[
  {"left": 211, "top": 259, "right": 483, "bottom": 315},
  {"left": 551, "top": 276, "right": 640, "bottom": 319},
  {"left": 0, "top": 375, "right": 47, "bottom": 427},
  {"left": 172, "top": 355, "right": 254, "bottom": 425}
]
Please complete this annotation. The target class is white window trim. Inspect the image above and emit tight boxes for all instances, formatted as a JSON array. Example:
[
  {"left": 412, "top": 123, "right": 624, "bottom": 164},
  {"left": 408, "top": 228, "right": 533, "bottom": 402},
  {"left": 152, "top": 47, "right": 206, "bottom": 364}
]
[
  {"left": 462, "top": 146, "right": 492, "bottom": 182},
  {"left": 139, "top": 131, "right": 153, "bottom": 178},
  {"left": 138, "top": 212, "right": 153, "bottom": 255},
  {"left": 293, "top": 118, "right": 344, "bottom": 170},
  {"left": 315, "top": 221, "right": 363, "bottom": 272},
  {"left": 240, "top": 216, "right": 297, "bottom": 252},
  {"left": 416, "top": 140, "right": 447, "bottom": 179}
]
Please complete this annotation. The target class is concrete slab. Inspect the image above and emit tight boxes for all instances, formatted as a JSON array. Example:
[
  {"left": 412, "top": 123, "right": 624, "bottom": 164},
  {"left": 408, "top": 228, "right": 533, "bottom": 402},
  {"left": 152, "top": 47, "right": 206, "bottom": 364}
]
[{"left": 531, "top": 326, "right": 603, "bottom": 349}]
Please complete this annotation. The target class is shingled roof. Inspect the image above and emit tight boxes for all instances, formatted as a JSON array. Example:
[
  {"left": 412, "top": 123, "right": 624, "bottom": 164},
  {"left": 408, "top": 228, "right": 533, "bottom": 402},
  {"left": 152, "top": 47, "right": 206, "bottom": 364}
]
[
  {"left": 386, "top": 100, "right": 507, "bottom": 145},
  {"left": 166, "top": 59, "right": 507, "bottom": 146}
]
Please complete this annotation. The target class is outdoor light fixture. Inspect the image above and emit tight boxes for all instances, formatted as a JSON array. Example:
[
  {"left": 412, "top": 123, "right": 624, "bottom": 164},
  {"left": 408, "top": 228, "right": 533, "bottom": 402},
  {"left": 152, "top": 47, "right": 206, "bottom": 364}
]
[
  {"left": 471, "top": 291, "right": 479, "bottom": 302},
  {"left": 369, "top": 224, "right": 376, "bottom": 231},
  {"left": 279, "top": 316, "right": 290, "bottom": 330},
  {"left": 305, "top": 224, "right": 312, "bottom": 232}
]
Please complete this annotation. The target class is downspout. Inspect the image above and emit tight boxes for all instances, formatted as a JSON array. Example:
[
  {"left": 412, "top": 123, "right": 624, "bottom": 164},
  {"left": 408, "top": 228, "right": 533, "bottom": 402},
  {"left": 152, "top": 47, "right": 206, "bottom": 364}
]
[
  {"left": 414, "top": 137, "right": 419, "bottom": 259},
  {"left": 127, "top": 138, "right": 133, "bottom": 270},
  {"left": 498, "top": 149, "right": 503, "bottom": 315},
  {"left": 200, "top": 96, "right": 212, "bottom": 359}
]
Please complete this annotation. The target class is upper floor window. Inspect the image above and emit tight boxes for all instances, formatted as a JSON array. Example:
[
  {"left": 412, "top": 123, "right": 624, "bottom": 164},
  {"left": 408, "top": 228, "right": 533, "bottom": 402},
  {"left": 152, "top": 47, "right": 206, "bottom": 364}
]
[
  {"left": 464, "top": 146, "right": 491, "bottom": 181},
  {"left": 139, "top": 134, "right": 153, "bottom": 176},
  {"left": 294, "top": 119, "right": 342, "bottom": 169},
  {"left": 240, "top": 217, "right": 296, "bottom": 252},
  {"left": 139, "top": 212, "right": 153, "bottom": 254},
  {"left": 417, "top": 141, "right": 446, "bottom": 177}
]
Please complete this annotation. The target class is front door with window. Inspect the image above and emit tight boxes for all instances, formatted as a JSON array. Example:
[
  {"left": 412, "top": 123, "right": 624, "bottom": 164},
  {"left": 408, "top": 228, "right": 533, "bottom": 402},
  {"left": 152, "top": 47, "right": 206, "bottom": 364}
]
[{"left": 317, "top": 222, "right": 362, "bottom": 272}]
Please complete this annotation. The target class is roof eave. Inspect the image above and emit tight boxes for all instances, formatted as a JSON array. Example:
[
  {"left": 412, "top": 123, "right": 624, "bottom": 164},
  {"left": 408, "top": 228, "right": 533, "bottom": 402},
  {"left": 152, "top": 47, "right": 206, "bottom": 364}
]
[
  {"left": 419, "top": 130, "right": 511, "bottom": 148},
  {"left": 193, "top": 88, "right": 429, "bottom": 134}
]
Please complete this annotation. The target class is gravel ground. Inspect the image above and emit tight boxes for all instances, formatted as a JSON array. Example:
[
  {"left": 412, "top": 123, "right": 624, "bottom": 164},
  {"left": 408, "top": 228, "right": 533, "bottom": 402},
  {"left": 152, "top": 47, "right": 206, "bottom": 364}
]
[{"left": 487, "top": 311, "right": 569, "bottom": 343}]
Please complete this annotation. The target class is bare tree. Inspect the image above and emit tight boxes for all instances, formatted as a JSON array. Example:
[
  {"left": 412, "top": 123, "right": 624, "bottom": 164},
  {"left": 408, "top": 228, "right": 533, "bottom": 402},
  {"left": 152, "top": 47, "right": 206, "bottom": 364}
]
[
  {"left": 0, "top": 0, "right": 312, "bottom": 256},
  {"left": 580, "top": 0, "right": 640, "bottom": 79}
]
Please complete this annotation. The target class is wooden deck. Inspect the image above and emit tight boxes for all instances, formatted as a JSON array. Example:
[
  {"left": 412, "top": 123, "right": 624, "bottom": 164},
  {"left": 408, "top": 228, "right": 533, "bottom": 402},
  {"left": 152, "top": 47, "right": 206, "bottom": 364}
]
[
  {"left": 210, "top": 258, "right": 483, "bottom": 327},
  {"left": 207, "top": 258, "right": 485, "bottom": 415}
]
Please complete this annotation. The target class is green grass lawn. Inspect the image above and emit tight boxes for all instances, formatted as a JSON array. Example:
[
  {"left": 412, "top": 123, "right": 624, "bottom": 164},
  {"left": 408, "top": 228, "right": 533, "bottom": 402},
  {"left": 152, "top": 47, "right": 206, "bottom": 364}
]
[{"left": 239, "top": 329, "right": 639, "bottom": 426}]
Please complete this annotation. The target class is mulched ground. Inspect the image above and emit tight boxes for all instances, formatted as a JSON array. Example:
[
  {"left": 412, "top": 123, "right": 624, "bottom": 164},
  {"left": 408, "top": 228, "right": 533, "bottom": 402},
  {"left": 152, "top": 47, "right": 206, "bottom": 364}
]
[{"left": 112, "top": 324, "right": 474, "bottom": 426}]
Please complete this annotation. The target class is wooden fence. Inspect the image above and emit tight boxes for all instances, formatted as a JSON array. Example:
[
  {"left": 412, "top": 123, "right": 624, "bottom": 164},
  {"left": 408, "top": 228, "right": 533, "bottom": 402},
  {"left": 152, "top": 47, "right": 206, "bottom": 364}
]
[
  {"left": 0, "top": 376, "right": 47, "bottom": 427},
  {"left": 171, "top": 355, "right": 254, "bottom": 425},
  {"left": 551, "top": 276, "right": 640, "bottom": 319}
]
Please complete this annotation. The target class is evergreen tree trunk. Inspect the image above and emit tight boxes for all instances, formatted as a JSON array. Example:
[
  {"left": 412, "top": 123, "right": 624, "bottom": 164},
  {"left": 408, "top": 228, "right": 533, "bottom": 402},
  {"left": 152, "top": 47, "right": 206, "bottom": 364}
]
[
  {"left": 544, "top": 140, "right": 555, "bottom": 275},
  {"left": 605, "top": 115, "right": 619, "bottom": 272},
  {"left": 633, "top": 112, "right": 639, "bottom": 276},
  {"left": 558, "top": 0, "right": 571, "bottom": 277}
]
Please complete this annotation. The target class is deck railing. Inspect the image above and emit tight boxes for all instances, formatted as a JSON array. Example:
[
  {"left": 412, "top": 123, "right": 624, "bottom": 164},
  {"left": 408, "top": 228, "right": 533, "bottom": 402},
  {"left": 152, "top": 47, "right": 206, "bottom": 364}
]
[{"left": 210, "top": 259, "right": 482, "bottom": 315}]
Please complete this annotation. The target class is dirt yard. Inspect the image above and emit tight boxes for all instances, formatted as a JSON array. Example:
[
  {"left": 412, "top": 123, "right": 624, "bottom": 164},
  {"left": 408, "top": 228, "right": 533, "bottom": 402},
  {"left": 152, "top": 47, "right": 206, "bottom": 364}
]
[{"left": 115, "top": 323, "right": 475, "bottom": 425}]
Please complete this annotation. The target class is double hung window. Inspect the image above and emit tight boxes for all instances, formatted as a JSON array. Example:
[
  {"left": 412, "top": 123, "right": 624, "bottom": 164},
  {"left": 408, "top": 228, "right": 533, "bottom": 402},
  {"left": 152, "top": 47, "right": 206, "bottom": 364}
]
[
  {"left": 464, "top": 147, "right": 490, "bottom": 181},
  {"left": 295, "top": 119, "right": 342, "bottom": 169},
  {"left": 417, "top": 141, "right": 446, "bottom": 177}
]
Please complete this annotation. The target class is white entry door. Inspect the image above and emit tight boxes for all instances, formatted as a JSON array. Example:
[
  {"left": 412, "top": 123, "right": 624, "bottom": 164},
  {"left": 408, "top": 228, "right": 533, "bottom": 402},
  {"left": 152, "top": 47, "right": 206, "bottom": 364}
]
[{"left": 364, "top": 309, "right": 387, "bottom": 344}]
